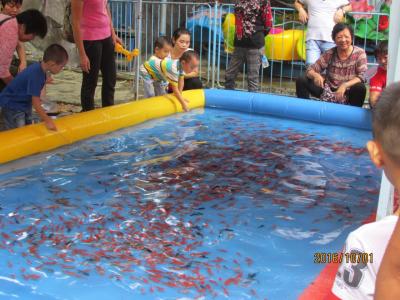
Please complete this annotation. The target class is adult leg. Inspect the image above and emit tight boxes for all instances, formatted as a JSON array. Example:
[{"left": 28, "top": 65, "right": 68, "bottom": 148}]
[
  {"left": 319, "top": 41, "right": 336, "bottom": 55},
  {"left": 225, "top": 47, "right": 246, "bottom": 90},
  {"left": 305, "top": 39, "right": 321, "bottom": 65},
  {"left": 347, "top": 82, "right": 366, "bottom": 107},
  {"left": 81, "top": 40, "right": 102, "bottom": 111},
  {"left": 246, "top": 48, "right": 262, "bottom": 92},
  {"left": 100, "top": 37, "right": 116, "bottom": 107},
  {"left": 296, "top": 76, "right": 323, "bottom": 99}
]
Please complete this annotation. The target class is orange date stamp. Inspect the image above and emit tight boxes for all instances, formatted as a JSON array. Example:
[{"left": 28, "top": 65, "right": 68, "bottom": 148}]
[{"left": 314, "top": 252, "right": 373, "bottom": 264}]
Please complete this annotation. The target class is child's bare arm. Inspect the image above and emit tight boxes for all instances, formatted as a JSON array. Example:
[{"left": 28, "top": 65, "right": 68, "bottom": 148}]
[
  {"left": 178, "top": 76, "right": 184, "bottom": 93},
  {"left": 16, "top": 42, "right": 27, "bottom": 72},
  {"left": 171, "top": 84, "right": 189, "bottom": 112},
  {"left": 32, "top": 96, "right": 57, "bottom": 131}
]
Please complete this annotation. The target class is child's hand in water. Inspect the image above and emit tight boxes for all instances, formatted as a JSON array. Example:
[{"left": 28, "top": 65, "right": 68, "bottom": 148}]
[{"left": 182, "top": 98, "right": 190, "bottom": 112}]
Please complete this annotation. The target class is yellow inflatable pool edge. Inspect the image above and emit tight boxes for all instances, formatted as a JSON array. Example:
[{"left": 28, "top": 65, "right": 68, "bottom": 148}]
[{"left": 0, "top": 89, "right": 205, "bottom": 164}]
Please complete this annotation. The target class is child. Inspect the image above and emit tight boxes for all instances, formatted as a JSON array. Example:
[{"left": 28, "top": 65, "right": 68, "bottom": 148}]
[
  {"left": 139, "top": 36, "right": 172, "bottom": 98},
  {"left": 161, "top": 50, "right": 200, "bottom": 112},
  {"left": 1, "top": 0, "right": 26, "bottom": 73},
  {"left": 0, "top": 0, "right": 21, "bottom": 17},
  {"left": 0, "top": 44, "right": 68, "bottom": 131},
  {"left": 0, "top": 9, "right": 47, "bottom": 91},
  {"left": 369, "top": 41, "right": 388, "bottom": 108},
  {"left": 331, "top": 82, "right": 400, "bottom": 299}
]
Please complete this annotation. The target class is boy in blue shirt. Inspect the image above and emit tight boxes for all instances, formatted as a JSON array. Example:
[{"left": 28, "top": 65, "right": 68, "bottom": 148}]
[{"left": 0, "top": 44, "right": 68, "bottom": 131}]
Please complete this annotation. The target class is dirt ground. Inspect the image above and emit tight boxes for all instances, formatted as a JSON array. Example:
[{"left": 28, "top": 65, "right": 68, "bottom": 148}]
[
  {"left": 44, "top": 68, "right": 137, "bottom": 116},
  {"left": 0, "top": 43, "right": 299, "bottom": 129}
]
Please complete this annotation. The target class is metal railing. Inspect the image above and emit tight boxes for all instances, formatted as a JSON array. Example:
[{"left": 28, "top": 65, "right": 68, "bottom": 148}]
[{"left": 109, "top": 0, "right": 390, "bottom": 99}]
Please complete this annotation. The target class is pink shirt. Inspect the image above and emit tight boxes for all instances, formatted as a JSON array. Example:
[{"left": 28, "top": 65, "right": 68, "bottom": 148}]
[
  {"left": 0, "top": 14, "right": 18, "bottom": 78},
  {"left": 81, "top": 0, "right": 111, "bottom": 41}
]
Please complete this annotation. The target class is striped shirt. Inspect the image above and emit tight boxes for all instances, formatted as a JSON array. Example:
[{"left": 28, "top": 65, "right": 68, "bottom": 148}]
[
  {"left": 161, "top": 57, "right": 183, "bottom": 87},
  {"left": 308, "top": 46, "right": 367, "bottom": 90},
  {"left": 139, "top": 55, "right": 165, "bottom": 82}
]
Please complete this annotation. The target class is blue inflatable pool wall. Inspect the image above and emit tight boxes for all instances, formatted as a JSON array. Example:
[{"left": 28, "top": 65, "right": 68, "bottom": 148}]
[{"left": 205, "top": 89, "right": 372, "bottom": 131}]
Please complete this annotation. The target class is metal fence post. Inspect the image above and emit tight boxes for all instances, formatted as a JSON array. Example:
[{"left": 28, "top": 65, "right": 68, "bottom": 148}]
[
  {"left": 134, "top": 0, "right": 143, "bottom": 100},
  {"left": 211, "top": 1, "right": 219, "bottom": 89},
  {"left": 160, "top": 0, "right": 167, "bottom": 35}
]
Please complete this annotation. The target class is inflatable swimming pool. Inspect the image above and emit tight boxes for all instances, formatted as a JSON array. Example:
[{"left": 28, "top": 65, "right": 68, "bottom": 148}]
[
  {"left": 0, "top": 89, "right": 371, "bottom": 164},
  {"left": 0, "top": 91, "right": 378, "bottom": 299}
]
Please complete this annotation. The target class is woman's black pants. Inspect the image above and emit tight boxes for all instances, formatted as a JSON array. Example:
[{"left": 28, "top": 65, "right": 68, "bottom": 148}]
[
  {"left": 295, "top": 76, "right": 366, "bottom": 107},
  {"left": 81, "top": 36, "right": 116, "bottom": 111}
]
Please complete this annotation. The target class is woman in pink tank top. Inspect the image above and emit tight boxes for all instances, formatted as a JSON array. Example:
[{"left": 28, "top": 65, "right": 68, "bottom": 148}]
[{"left": 71, "top": 0, "right": 121, "bottom": 111}]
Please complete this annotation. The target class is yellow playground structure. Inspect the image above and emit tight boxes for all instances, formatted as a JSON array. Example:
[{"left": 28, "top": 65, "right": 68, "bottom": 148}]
[{"left": 222, "top": 13, "right": 306, "bottom": 61}]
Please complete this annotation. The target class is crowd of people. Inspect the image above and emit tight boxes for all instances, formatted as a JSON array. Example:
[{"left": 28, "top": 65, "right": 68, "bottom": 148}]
[
  {"left": 0, "top": 0, "right": 390, "bottom": 130},
  {"left": 140, "top": 28, "right": 202, "bottom": 112},
  {"left": 0, "top": 0, "right": 202, "bottom": 130},
  {"left": 1, "top": 1, "right": 400, "bottom": 298}
]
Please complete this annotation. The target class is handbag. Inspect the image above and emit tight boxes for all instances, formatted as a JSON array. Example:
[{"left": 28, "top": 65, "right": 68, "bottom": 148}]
[
  {"left": 320, "top": 83, "right": 346, "bottom": 103},
  {"left": 320, "top": 48, "right": 348, "bottom": 104}
]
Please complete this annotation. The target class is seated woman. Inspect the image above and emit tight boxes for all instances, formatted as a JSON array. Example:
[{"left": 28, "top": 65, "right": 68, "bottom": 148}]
[{"left": 296, "top": 23, "right": 367, "bottom": 107}]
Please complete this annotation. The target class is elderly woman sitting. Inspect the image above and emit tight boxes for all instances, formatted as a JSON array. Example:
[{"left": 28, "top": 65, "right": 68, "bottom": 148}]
[{"left": 296, "top": 23, "right": 367, "bottom": 107}]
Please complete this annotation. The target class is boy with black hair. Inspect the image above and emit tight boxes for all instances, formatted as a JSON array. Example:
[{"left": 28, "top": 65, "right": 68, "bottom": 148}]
[
  {"left": 331, "top": 82, "right": 400, "bottom": 299},
  {"left": 0, "top": 9, "right": 47, "bottom": 91},
  {"left": 369, "top": 41, "right": 388, "bottom": 108},
  {"left": 1, "top": 0, "right": 22, "bottom": 17},
  {"left": 140, "top": 36, "right": 172, "bottom": 98},
  {"left": 0, "top": 44, "right": 68, "bottom": 131}
]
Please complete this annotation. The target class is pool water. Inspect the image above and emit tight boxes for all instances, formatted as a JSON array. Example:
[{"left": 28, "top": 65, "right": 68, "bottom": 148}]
[{"left": 0, "top": 108, "right": 380, "bottom": 300}]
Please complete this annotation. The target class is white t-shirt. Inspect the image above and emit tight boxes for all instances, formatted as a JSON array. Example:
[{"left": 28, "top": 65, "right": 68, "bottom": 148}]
[
  {"left": 299, "top": 0, "right": 350, "bottom": 42},
  {"left": 332, "top": 215, "right": 398, "bottom": 300}
]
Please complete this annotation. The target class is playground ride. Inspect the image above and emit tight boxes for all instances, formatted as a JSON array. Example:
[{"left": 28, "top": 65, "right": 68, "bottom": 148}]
[{"left": 222, "top": 13, "right": 306, "bottom": 61}]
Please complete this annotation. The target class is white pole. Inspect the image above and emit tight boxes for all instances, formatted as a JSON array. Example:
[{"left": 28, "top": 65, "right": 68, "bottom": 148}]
[
  {"left": 387, "top": 0, "right": 400, "bottom": 83},
  {"left": 160, "top": 0, "right": 167, "bottom": 36},
  {"left": 134, "top": 0, "right": 143, "bottom": 100},
  {"left": 375, "top": 0, "right": 399, "bottom": 220},
  {"left": 377, "top": 173, "right": 395, "bottom": 220}
]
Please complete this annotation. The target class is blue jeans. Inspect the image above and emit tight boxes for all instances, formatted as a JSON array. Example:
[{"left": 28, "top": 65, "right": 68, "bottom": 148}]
[
  {"left": 142, "top": 79, "right": 168, "bottom": 98},
  {"left": 2, "top": 107, "right": 32, "bottom": 130},
  {"left": 306, "top": 40, "right": 335, "bottom": 65}
]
